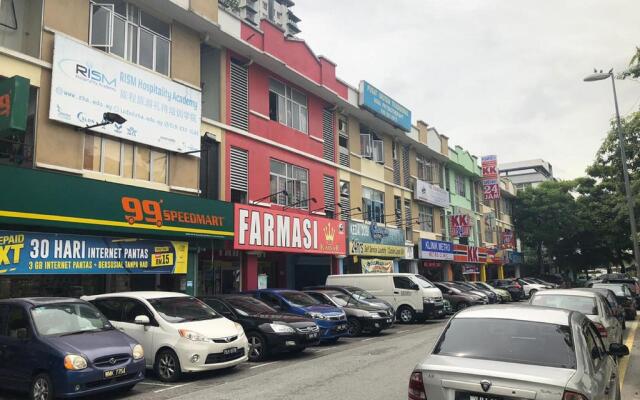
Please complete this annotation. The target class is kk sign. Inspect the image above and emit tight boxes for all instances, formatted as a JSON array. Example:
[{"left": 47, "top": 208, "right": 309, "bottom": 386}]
[
  {"left": 0, "top": 230, "right": 188, "bottom": 275},
  {"left": 482, "top": 155, "right": 500, "bottom": 200},
  {"left": 453, "top": 244, "right": 488, "bottom": 264},
  {"left": 450, "top": 214, "right": 472, "bottom": 238},
  {"left": 358, "top": 81, "right": 412, "bottom": 132},
  {"left": 234, "top": 204, "right": 347, "bottom": 255},
  {"left": 0, "top": 75, "right": 29, "bottom": 137}
]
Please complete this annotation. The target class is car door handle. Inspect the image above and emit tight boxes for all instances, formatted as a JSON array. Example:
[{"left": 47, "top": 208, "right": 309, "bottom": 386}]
[{"left": 394, "top": 291, "right": 400, "bottom": 294}]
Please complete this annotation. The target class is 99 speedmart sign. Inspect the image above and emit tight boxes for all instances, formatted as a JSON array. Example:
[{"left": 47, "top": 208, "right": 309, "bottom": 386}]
[{"left": 234, "top": 204, "right": 347, "bottom": 255}]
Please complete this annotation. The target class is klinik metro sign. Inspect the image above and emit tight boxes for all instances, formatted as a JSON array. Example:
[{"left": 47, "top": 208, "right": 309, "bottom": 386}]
[{"left": 234, "top": 204, "right": 347, "bottom": 255}]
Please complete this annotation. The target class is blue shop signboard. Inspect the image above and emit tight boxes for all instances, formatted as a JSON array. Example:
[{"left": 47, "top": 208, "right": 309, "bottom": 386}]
[
  {"left": 419, "top": 239, "right": 454, "bottom": 261},
  {"left": 358, "top": 81, "right": 412, "bottom": 132},
  {"left": 348, "top": 221, "right": 405, "bottom": 257},
  {"left": 0, "top": 230, "right": 188, "bottom": 275}
]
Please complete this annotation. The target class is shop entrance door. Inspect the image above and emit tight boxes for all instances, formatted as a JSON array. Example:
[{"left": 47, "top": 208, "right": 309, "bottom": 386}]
[{"left": 198, "top": 260, "right": 241, "bottom": 295}]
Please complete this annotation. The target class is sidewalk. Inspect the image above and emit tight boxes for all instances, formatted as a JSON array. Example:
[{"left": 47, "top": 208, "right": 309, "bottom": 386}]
[{"left": 621, "top": 318, "right": 639, "bottom": 399}]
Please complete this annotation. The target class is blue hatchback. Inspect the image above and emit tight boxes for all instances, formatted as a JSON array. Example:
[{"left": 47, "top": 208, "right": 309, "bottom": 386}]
[
  {"left": 0, "top": 298, "right": 145, "bottom": 399},
  {"left": 246, "top": 289, "right": 348, "bottom": 342}
]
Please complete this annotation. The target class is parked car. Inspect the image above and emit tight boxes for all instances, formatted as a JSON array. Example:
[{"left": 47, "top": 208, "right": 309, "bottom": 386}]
[
  {"left": 489, "top": 279, "right": 525, "bottom": 300},
  {"left": 523, "top": 277, "right": 558, "bottom": 288},
  {"left": 199, "top": 295, "right": 319, "bottom": 361},
  {"left": 433, "top": 282, "right": 485, "bottom": 311},
  {"left": 0, "top": 298, "right": 145, "bottom": 400},
  {"left": 591, "top": 283, "right": 638, "bottom": 321},
  {"left": 246, "top": 289, "right": 348, "bottom": 342},
  {"left": 455, "top": 281, "right": 498, "bottom": 303},
  {"left": 579, "top": 287, "right": 626, "bottom": 330},
  {"left": 439, "top": 281, "right": 490, "bottom": 304},
  {"left": 539, "top": 273, "right": 567, "bottom": 288},
  {"left": 600, "top": 276, "right": 640, "bottom": 307},
  {"left": 303, "top": 285, "right": 394, "bottom": 315},
  {"left": 514, "top": 278, "right": 548, "bottom": 298},
  {"left": 85, "top": 292, "right": 248, "bottom": 382},
  {"left": 529, "top": 289, "right": 623, "bottom": 347},
  {"left": 409, "top": 305, "right": 629, "bottom": 400},
  {"left": 304, "top": 289, "right": 393, "bottom": 336},
  {"left": 325, "top": 273, "right": 444, "bottom": 323},
  {"left": 471, "top": 281, "right": 512, "bottom": 302}
]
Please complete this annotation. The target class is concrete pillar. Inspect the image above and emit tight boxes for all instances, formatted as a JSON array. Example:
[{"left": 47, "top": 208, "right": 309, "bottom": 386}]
[
  {"left": 242, "top": 253, "right": 258, "bottom": 291},
  {"left": 480, "top": 264, "right": 487, "bottom": 282},
  {"left": 498, "top": 264, "right": 505, "bottom": 279},
  {"left": 515, "top": 264, "right": 521, "bottom": 278},
  {"left": 444, "top": 263, "right": 454, "bottom": 281},
  {"left": 393, "top": 259, "right": 400, "bottom": 273},
  {"left": 334, "top": 257, "right": 344, "bottom": 274},
  {"left": 410, "top": 260, "right": 418, "bottom": 274}
]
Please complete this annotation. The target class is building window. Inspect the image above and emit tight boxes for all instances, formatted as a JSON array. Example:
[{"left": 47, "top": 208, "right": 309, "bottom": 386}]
[
  {"left": 359, "top": 126, "right": 384, "bottom": 163},
  {"left": 230, "top": 147, "right": 248, "bottom": 204},
  {"left": 0, "top": 0, "right": 43, "bottom": 58},
  {"left": 394, "top": 196, "right": 402, "bottom": 226},
  {"left": 269, "top": 159, "right": 309, "bottom": 209},
  {"left": 338, "top": 117, "right": 349, "bottom": 167},
  {"left": 83, "top": 133, "right": 168, "bottom": 184},
  {"left": 339, "top": 180, "right": 350, "bottom": 220},
  {"left": 440, "top": 212, "right": 447, "bottom": 239},
  {"left": 476, "top": 219, "right": 482, "bottom": 244},
  {"left": 444, "top": 166, "right": 450, "bottom": 191},
  {"left": 392, "top": 141, "right": 397, "bottom": 160},
  {"left": 404, "top": 199, "right": 412, "bottom": 239},
  {"left": 455, "top": 174, "right": 466, "bottom": 197},
  {"left": 418, "top": 205, "right": 434, "bottom": 232},
  {"left": 362, "top": 187, "right": 384, "bottom": 223},
  {"left": 90, "top": 1, "right": 171, "bottom": 76},
  {"left": 268, "top": 79, "right": 308, "bottom": 133}
]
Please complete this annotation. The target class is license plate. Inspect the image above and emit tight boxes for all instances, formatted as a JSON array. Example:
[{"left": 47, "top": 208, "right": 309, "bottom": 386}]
[
  {"left": 337, "top": 324, "right": 347, "bottom": 331},
  {"left": 386, "top": 318, "right": 393, "bottom": 323},
  {"left": 104, "top": 367, "right": 126, "bottom": 378},
  {"left": 455, "top": 392, "right": 504, "bottom": 400},
  {"left": 223, "top": 347, "right": 238, "bottom": 355},
  {"left": 308, "top": 332, "right": 318, "bottom": 339}
]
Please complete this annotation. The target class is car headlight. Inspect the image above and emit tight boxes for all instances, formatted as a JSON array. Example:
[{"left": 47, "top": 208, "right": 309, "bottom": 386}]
[
  {"left": 423, "top": 297, "right": 435, "bottom": 303},
  {"left": 64, "top": 354, "right": 87, "bottom": 370},
  {"left": 367, "top": 312, "right": 381, "bottom": 318},
  {"left": 235, "top": 323, "right": 246, "bottom": 337},
  {"left": 178, "top": 329, "right": 211, "bottom": 342},
  {"left": 270, "top": 323, "right": 296, "bottom": 333},
  {"left": 307, "top": 312, "right": 327, "bottom": 320},
  {"left": 132, "top": 344, "right": 144, "bottom": 360}
]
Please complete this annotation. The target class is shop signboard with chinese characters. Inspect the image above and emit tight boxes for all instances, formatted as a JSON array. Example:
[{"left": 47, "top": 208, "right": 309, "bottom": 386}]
[
  {"left": 234, "top": 204, "right": 347, "bottom": 255},
  {"left": 482, "top": 155, "right": 500, "bottom": 200},
  {"left": 0, "top": 165, "right": 233, "bottom": 239},
  {"left": 348, "top": 221, "right": 405, "bottom": 258},
  {"left": 453, "top": 244, "right": 488, "bottom": 264},
  {"left": 450, "top": 214, "right": 472, "bottom": 238},
  {"left": 420, "top": 239, "right": 454, "bottom": 261},
  {"left": 0, "top": 75, "right": 29, "bottom": 137},
  {"left": 415, "top": 179, "right": 450, "bottom": 208},
  {"left": 50, "top": 34, "right": 201, "bottom": 154},
  {"left": 362, "top": 258, "right": 394, "bottom": 273},
  {"left": 0, "top": 230, "right": 188, "bottom": 275},
  {"left": 358, "top": 81, "right": 412, "bottom": 132}
]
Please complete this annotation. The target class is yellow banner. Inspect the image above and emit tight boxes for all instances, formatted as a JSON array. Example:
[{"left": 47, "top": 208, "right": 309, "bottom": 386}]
[
  {"left": 170, "top": 241, "right": 189, "bottom": 273},
  {"left": 349, "top": 241, "right": 405, "bottom": 257}
]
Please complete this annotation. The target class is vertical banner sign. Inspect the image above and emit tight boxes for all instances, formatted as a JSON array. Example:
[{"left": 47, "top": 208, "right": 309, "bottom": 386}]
[
  {"left": 501, "top": 229, "right": 515, "bottom": 249},
  {"left": 482, "top": 155, "right": 500, "bottom": 200},
  {"left": 450, "top": 214, "right": 472, "bottom": 238}
]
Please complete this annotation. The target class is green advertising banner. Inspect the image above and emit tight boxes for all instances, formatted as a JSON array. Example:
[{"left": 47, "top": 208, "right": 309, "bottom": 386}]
[
  {"left": 0, "top": 165, "right": 233, "bottom": 239},
  {"left": 0, "top": 75, "right": 29, "bottom": 137}
]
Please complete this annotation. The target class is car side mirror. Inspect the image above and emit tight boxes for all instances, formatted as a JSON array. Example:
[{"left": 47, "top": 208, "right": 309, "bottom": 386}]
[
  {"left": 134, "top": 315, "right": 151, "bottom": 325},
  {"left": 609, "top": 343, "right": 630, "bottom": 357}
]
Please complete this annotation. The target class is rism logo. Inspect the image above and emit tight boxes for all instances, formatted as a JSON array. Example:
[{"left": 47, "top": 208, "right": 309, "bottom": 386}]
[{"left": 73, "top": 62, "right": 117, "bottom": 90}]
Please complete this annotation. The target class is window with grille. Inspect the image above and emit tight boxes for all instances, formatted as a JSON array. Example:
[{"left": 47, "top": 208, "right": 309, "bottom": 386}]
[
  {"left": 338, "top": 117, "right": 350, "bottom": 167},
  {"left": 323, "top": 175, "right": 336, "bottom": 218},
  {"left": 322, "top": 109, "right": 334, "bottom": 162},
  {"left": 269, "top": 159, "right": 309, "bottom": 209},
  {"left": 90, "top": 2, "right": 171, "bottom": 75},
  {"left": 362, "top": 187, "right": 384, "bottom": 223},
  {"left": 230, "top": 60, "right": 249, "bottom": 130},
  {"left": 418, "top": 205, "right": 434, "bottom": 232},
  {"left": 404, "top": 199, "right": 412, "bottom": 239},
  {"left": 339, "top": 181, "right": 350, "bottom": 220},
  {"left": 402, "top": 145, "right": 411, "bottom": 188},
  {"left": 268, "top": 79, "right": 308, "bottom": 133},
  {"left": 394, "top": 196, "right": 402, "bottom": 226},
  {"left": 455, "top": 175, "right": 466, "bottom": 197},
  {"left": 230, "top": 147, "right": 248, "bottom": 203}
]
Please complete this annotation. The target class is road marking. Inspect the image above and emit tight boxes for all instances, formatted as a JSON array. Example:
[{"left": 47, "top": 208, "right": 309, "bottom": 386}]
[
  {"left": 619, "top": 319, "right": 638, "bottom": 386},
  {"left": 138, "top": 382, "right": 174, "bottom": 387},
  {"left": 313, "top": 346, "right": 337, "bottom": 352},
  {"left": 153, "top": 383, "right": 191, "bottom": 393},
  {"left": 362, "top": 337, "right": 376, "bottom": 341},
  {"left": 250, "top": 361, "right": 279, "bottom": 369},
  {"left": 395, "top": 330, "right": 408, "bottom": 334}
]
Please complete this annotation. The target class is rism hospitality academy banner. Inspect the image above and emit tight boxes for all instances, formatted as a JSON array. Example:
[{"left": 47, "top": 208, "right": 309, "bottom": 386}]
[
  {"left": 234, "top": 204, "right": 347, "bottom": 255},
  {"left": 0, "top": 231, "right": 188, "bottom": 275},
  {"left": 49, "top": 34, "right": 201, "bottom": 154},
  {"left": 482, "top": 155, "right": 500, "bottom": 200}
]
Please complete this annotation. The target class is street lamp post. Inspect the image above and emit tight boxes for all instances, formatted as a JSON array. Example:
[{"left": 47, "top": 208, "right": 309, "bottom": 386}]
[{"left": 584, "top": 69, "right": 640, "bottom": 277}]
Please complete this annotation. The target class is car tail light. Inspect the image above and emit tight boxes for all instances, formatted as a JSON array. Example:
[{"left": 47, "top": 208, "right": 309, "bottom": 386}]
[
  {"left": 594, "top": 322, "right": 608, "bottom": 338},
  {"left": 563, "top": 390, "right": 588, "bottom": 400},
  {"left": 513, "top": 283, "right": 522, "bottom": 289},
  {"left": 408, "top": 371, "right": 427, "bottom": 400}
]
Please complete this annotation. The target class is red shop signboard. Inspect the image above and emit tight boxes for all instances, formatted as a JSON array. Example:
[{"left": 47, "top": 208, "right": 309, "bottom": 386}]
[{"left": 234, "top": 204, "right": 347, "bottom": 255}]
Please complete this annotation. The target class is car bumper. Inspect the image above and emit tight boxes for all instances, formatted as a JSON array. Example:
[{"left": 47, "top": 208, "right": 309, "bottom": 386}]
[
  {"left": 316, "top": 319, "right": 349, "bottom": 340},
  {"left": 266, "top": 331, "right": 320, "bottom": 352},
  {"left": 56, "top": 359, "right": 145, "bottom": 398},
  {"left": 174, "top": 336, "right": 249, "bottom": 372},
  {"left": 358, "top": 316, "right": 394, "bottom": 331},
  {"left": 419, "top": 302, "right": 445, "bottom": 319}
]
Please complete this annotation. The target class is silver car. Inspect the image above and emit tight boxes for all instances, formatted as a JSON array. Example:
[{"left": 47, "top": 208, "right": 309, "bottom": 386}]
[{"left": 409, "top": 305, "right": 629, "bottom": 400}]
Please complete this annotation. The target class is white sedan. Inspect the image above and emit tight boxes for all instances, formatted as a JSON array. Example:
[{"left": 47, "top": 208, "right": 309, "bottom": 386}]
[{"left": 409, "top": 305, "right": 628, "bottom": 400}]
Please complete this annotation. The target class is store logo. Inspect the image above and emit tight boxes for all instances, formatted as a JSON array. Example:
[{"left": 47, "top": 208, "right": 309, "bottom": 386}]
[
  {"left": 369, "top": 222, "right": 389, "bottom": 242},
  {"left": 480, "top": 380, "right": 492, "bottom": 392},
  {"left": 75, "top": 63, "right": 117, "bottom": 89},
  {"left": 121, "top": 197, "right": 225, "bottom": 228},
  {"left": 323, "top": 224, "right": 335, "bottom": 242}
]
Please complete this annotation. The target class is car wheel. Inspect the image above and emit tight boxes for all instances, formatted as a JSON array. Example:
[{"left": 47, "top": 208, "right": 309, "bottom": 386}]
[
  {"left": 31, "top": 373, "right": 53, "bottom": 400},
  {"left": 247, "top": 332, "right": 268, "bottom": 362},
  {"left": 456, "top": 302, "right": 469, "bottom": 312},
  {"left": 155, "top": 349, "right": 182, "bottom": 383},
  {"left": 397, "top": 306, "right": 415, "bottom": 324},
  {"left": 347, "top": 318, "right": 363, "bottom": 337}
]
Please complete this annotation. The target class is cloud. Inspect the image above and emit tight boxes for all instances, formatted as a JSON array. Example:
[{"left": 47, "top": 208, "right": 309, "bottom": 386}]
[{"left": 293, "top": 0, "right": 640, "bottom": 179}]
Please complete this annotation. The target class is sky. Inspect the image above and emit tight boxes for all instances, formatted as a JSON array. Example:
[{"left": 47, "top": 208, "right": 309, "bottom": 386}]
[{"left": 293, "top": 0, "right": 640, "bottom": 179}]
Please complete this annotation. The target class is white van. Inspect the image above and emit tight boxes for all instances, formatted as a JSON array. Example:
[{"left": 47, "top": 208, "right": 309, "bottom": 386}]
[{"left": 325, "top": 273, "right": 444, "bottom": 323}]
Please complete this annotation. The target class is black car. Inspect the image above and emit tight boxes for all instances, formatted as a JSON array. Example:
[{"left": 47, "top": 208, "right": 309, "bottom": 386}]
[
  {"left": 440, "top": 282, "right": 489, "bottom": 304},
  {"left": 590, "top": 283, "right": 638, "bottom": 321},
  {"left": 433, "top": 282, "right": 485, "bottom": 311},
  {"left": 304, "top": 289, "right": 394, "bottom": 336},
  {"left": 455, "top": 281, "right": 498, "bottom": 303},
  {"left": 199, "top": 295, "right": 320, "bottom": 361},
  {"left": 490, "top": 279, "right": 525, "bottom": 300},
  {"left": 303, "top": 285, "right": 394, "bottom": 314},
  {"left": 578, "top": 287, "right": 627, "bottom": 329}
]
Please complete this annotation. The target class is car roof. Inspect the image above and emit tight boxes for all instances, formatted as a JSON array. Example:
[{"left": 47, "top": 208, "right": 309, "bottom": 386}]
[
  {"left": 456, "top": 304, "right": 573, "bottom": 326},
  {"left": 305, "top": 289, "right": 341, "bottom": 295},
  {"left": 83, "top": 291, "right": 189, "bottom": 300},
  {"left": 533, "top": 289, "right": 599, "bottom": 297},
  {"left": 0, "top": 297, "right": 84, "bottom": 306}
]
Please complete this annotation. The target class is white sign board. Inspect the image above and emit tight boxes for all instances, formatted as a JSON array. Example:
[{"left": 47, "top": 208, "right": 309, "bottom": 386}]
[
  {"left": 50, "top": 34, "right": 201, "bottom": 155},
  {"left": 414, "top": 179, "right": 450, "bottom": 208}
]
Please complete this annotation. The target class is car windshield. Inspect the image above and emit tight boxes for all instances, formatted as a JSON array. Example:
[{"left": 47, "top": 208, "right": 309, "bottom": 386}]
[
  {"left": 530, "top": 294, "right": 598, "bottom": 315},
  {"left": 351, "top": 289, "right": 376, "bottom": 300},
  {"left": 226, "top": 297, "right": 277, "bottom": 316},
  {"left": 328, "top": 293, "right": 353, "bottom": 307},
  {"left": 149, "top": 297, "right": 220, "bottom": 323},
  {"left": 433, "top": 318, "right": 576, "bottom": 369},
  {"left": 280, "top": 291, "right": 321, "bottom": 307},
  {"left": 31, "top": 303, "right": 112, "bottom": 337},
  {"left": 414, "top": 275, "right": 435, "bottom": 288},
  {"left": 592, "top": 284, "right": 628, "bottom": 297}
]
